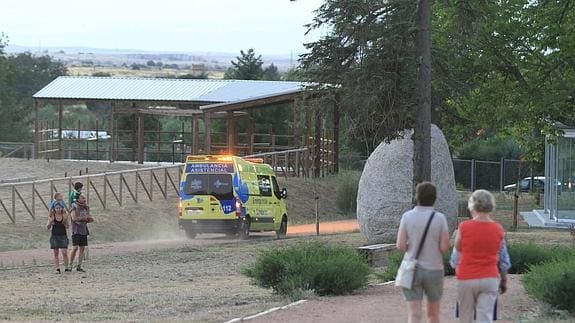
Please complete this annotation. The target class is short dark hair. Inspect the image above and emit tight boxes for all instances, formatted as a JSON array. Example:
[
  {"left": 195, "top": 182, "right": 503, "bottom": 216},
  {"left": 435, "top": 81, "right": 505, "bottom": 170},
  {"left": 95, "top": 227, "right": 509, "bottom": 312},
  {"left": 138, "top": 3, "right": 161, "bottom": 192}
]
[
  {"left": 74, "top": 182, "right": 83, "bottom": 190},
  {"left": 416, "top": 181, "right": 436, "bottom": 206}
]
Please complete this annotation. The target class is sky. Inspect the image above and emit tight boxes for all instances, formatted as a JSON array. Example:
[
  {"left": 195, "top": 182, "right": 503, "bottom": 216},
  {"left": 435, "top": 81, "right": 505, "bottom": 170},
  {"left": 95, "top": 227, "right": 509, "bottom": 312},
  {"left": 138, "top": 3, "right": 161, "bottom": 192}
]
[{"left": 1, "top": 0, "right": 326, "bottom": 56}]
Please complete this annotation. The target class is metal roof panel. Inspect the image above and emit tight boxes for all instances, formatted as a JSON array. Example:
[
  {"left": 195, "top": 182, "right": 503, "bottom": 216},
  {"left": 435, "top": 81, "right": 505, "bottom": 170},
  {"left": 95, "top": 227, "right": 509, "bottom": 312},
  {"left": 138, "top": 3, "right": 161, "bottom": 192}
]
[{"left": 33, "top": 76, "right": 303, "bottom": 103}]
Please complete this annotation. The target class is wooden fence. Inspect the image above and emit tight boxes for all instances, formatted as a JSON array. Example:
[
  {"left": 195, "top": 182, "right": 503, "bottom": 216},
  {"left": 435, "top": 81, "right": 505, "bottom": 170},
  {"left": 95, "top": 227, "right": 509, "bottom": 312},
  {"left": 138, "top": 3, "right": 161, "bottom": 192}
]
[
  {"left": 0, "top": 147, "right": 331, "bottom": 224},
  {"left": 0, "top": 165, "right": 183, "bottom": 224}
]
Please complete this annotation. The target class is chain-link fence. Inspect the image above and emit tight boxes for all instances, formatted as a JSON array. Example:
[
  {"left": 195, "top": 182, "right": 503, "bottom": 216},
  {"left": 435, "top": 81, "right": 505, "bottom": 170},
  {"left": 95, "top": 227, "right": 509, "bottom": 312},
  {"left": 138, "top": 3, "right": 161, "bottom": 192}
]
[
  {"left": 340, "top": 155, "right": 535, "bottom": 192},
  {"left": 453, "top": 158, "right": 536, "bottom": 192}
]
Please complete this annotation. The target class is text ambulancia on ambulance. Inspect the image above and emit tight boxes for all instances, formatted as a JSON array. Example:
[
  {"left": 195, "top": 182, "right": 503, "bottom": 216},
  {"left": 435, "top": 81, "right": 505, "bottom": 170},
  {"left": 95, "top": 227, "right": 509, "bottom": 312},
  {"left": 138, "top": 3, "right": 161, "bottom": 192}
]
[{"left": 178, "top": 155, "right": 288, "bottom": 239}]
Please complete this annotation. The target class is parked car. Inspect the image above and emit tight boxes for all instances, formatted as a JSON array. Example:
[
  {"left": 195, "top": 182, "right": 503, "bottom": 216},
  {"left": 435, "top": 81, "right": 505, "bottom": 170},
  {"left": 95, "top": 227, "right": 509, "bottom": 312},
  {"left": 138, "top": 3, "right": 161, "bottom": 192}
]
[{"left": 504, "top": 176, "right": 560, "bottom": 192}]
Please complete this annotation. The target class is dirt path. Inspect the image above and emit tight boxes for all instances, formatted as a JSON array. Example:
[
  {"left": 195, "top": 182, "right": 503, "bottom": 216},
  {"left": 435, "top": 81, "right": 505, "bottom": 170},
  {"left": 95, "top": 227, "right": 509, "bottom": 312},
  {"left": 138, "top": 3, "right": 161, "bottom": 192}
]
[
  {"left": 0, "top": 219, "right": 359, "bottom": 267},
  {"left": 246, "top": 275, "right": 539, "bottom": 323}
]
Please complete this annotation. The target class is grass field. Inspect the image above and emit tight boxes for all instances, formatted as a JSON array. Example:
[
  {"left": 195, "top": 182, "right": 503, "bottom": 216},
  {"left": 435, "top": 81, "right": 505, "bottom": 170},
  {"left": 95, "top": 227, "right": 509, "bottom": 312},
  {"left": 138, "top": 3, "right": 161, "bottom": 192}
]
[
  {"left": 0, "top": 158, "right": 346, "bottom": 251},
  {"left": 68, "top": 66, "right": 225, "bottom": 79}
]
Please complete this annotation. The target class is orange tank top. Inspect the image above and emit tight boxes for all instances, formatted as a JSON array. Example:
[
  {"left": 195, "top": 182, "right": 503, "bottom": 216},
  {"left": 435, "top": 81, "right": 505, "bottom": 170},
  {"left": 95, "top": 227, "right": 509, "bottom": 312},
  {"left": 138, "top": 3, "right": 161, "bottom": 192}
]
[{"left": 456, "top": 220, "right": 504, "bottom": 280}]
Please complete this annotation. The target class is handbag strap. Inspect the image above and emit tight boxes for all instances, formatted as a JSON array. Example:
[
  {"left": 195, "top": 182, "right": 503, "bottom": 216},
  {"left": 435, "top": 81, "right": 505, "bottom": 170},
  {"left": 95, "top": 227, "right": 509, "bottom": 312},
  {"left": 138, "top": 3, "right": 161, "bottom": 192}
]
[{"left": 414, "top": 211, "right": 436, "bottom": 260}]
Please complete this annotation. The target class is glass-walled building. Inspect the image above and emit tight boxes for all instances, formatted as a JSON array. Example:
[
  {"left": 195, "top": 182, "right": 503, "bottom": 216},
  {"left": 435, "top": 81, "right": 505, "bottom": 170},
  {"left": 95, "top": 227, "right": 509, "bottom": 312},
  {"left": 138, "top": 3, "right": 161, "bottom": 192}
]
[{"left": 541, "top": 127, "right": 575, "bottom": 223}]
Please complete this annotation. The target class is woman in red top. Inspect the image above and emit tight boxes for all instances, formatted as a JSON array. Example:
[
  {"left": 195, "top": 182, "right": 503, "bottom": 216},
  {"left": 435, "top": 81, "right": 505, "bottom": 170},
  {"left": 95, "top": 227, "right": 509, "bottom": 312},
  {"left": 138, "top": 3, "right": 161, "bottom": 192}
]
[{"left": 454, "top": 189, "right": 505, "bottom": 323}]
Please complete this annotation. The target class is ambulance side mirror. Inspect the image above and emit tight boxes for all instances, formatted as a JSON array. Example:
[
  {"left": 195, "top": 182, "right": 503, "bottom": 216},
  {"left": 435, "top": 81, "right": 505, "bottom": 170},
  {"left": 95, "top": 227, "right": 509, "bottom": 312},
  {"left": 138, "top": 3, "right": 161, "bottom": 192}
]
[{"left": 281, "top": 188, "right": 288, "bottom": 199}]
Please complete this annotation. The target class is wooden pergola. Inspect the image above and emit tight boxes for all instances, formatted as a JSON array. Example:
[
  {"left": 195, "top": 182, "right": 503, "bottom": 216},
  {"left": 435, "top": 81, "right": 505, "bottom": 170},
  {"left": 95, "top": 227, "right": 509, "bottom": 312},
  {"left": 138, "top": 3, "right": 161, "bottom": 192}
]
[{"left": 33, "top": 77, "right": 339, "bottom": 176}]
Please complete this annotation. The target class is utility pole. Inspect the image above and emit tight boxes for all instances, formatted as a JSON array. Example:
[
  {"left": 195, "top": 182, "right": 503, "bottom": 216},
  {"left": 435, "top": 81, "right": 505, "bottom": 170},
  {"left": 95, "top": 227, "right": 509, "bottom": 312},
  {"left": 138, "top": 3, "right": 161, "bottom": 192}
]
[{"left": 413, "top": 0, "right": 432, "bottom": 187}]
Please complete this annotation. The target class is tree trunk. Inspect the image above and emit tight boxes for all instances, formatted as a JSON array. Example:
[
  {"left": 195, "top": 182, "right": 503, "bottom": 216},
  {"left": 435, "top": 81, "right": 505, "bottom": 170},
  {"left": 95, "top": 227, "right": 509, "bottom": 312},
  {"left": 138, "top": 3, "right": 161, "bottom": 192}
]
[{"left": 413, "top": 0, "right": 432, "bottom": 189}]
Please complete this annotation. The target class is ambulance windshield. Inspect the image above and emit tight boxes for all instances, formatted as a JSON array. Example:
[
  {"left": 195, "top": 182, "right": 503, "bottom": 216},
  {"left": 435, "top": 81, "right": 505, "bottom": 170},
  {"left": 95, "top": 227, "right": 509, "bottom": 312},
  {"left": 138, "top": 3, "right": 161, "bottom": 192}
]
[{"left": 184, "top": 174, "right": 234, "bottom": 200}]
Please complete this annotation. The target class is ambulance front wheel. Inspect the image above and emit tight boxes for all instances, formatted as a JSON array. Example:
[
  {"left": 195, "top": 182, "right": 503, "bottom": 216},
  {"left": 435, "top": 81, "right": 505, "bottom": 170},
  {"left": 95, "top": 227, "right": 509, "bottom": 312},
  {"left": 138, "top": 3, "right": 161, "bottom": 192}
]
[
  {"left": 276, "top": 216, "right": 287, "bottom": 239},
  {"left": 184, "top": 229, "right": 197, "bottom": 239},
  {"left": 239, "top": 217, "right": 251, "bottom": 240}
]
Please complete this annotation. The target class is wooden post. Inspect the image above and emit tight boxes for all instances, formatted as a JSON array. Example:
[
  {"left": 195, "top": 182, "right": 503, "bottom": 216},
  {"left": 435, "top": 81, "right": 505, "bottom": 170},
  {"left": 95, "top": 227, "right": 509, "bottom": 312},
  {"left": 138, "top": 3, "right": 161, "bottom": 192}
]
[
  {"left": 247, "top": 117, "right": 254, "bottom": 155},
  {"left": 109, "top": 102, "right": 115, "bottom": 162},
  {"left": 150, "top": 169, "right": 154, "bottom": 200},
  {"left": 322, "top": 127, "right": 327, "bottom": 177},
  {"left": 293, "top": 97, "right": 301, "bottom": 148},
  {"left": 271, "top": 132, "right": 276, "bottom": 167},
  {"left": 333, "top": 94, "right": 340, "bottom": 174},
  {"left": 137, "top": 113, "right": 144, "bottom": 164},
  {"left": 305, "top": 97, "right": 312, "bottom": 146},
  {"left": 31, "top": 183, "right": 36, "bottom": 220},
  {"left": 78, "top": 119, "right": 81, "bottom": 160},
  {"left": 227, "top": 111, "right": 235, "bottom": 154},
  {"left": 315, "top": 195, "right": 319, "bottom": 235},
  {"left": 192, "top": 115, "right": 199, "bottom": 155},
  {"left": 119, "top": 174, "right": 123, "bottom": 206},
  {"left": 34, "top": 100, "right": 40, "bottom": 159},
  {"left": 103, "top": 174, "right": 107, "bottom": 209},
  {"left": 86, "top": 177, "right": 90, "bottom": 205},
  {"left": 314, "top": 102, "right": 321, "bottom": 178},
  {"left": 58, "top": 102, "right": 63, "bottom": 159},
  {"left": 512, "top": 193, "right": 518, "bottom": 231},
  {"left": 115, "top": 118, "right": 119, "bottom": 161},
  {"left": 204, "top": 112, "right": 211, "bottom": 154},
  {"left": 12, "top": 185, "right": 16, "bottom": 223},
  {"left": 295, "top": 151, "right": 300, "bottom": 177},
  {"left": 132, "top": 106, "right": 138, "bottom": 161},
  {"left": 157, "top": 122, "right": 161, "bottom": 162},
  {"left": 95, "top": 119, "right": 99, "bottom": 160}
]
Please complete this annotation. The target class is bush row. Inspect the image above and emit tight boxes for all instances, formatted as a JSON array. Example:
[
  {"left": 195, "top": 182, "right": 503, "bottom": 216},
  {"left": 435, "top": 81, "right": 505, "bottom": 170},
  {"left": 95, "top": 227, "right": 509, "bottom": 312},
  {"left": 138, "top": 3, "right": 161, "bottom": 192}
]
[
  {"left": 244, "top": 240, "right": 575, "bottom": 313},
  {"left": 243, "top": 241, "right": 371, "bottom": 300},
  {"left": 382, "top": 242, "right": 575, "bottom": 314}
]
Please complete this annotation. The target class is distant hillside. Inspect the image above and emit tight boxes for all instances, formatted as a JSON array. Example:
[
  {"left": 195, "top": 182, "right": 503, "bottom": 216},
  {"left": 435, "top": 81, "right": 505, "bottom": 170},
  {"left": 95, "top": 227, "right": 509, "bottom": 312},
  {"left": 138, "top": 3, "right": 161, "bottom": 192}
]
[{"left": 4, "top": 44, "right": 298, "bottom": 73}]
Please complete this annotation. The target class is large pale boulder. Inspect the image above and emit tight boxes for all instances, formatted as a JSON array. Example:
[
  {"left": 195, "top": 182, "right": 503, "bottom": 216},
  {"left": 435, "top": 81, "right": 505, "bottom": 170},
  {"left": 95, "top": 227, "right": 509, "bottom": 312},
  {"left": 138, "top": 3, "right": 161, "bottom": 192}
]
[{"left": 357, "top": 124, "right": 458, "bottom": 244}]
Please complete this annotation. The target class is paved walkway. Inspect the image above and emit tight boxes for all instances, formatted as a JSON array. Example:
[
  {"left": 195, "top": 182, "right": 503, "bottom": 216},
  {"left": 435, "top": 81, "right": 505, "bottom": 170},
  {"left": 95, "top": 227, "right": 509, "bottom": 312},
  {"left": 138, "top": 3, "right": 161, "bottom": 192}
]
[{"left": 245, "top": 275, "right": 538, "bottom": 323}]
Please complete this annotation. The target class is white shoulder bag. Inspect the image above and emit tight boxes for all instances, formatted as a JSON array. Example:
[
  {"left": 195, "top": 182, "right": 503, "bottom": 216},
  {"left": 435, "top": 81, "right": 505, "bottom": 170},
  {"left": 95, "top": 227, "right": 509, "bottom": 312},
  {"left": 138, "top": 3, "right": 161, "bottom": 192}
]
[{"left": 395, "top": 211, "right": 436, "bottom": 289}]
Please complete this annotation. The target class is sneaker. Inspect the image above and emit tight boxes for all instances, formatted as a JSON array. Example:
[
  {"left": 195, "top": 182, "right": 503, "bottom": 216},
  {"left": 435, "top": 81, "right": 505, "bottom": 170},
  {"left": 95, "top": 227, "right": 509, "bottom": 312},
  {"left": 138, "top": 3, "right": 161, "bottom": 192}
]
[
  {"left": 76, "top": 266, "right": 85, "bottom": 272},
  {"left": 64, "top": 268, "right": 72, "bottom": 272},
  {"left": 55, "top": 268, "right": 61, "bottom": 274}
]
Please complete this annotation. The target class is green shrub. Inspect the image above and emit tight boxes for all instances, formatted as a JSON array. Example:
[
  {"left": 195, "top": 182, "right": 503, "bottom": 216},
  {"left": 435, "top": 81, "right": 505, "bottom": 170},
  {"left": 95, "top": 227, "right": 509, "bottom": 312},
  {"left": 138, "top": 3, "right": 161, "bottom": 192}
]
[
  {"left": 379, "top": 250, "right": 403, "bottom": 282},
  {"left": 335, "top": 171, "right": 359, "bottom": 214},
  {"left": 380, "top": 243, "right": 574, "bottom": 284},
  {"left": 523, "top": 258, "right": 575, "bottom": 313},
  {"left": 243, "top": 241, "right": 371, "bottom": 299},
  {"left": 507, "top": 243, "right": 574, "bottom": 274}
]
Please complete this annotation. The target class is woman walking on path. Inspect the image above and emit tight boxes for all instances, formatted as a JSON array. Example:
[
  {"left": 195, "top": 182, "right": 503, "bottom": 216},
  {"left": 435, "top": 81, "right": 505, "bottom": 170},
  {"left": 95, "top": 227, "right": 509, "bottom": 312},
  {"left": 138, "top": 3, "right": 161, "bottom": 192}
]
[
  {"left": 454, "top": 189, "right": 506, "bottom": 323},
  {"left": 396, "top": 182, "right": 450, "bottom": 323},
  {"left": 46, "top": 202, "right": 70, "bottom": 273}
]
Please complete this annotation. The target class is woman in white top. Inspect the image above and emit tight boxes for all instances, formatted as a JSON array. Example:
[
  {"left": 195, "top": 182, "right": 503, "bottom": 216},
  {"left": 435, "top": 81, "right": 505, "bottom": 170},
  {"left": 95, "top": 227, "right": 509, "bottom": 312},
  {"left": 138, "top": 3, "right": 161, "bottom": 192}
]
[{"left": 396, "top": 181, "right": 450, "bottom": 323}]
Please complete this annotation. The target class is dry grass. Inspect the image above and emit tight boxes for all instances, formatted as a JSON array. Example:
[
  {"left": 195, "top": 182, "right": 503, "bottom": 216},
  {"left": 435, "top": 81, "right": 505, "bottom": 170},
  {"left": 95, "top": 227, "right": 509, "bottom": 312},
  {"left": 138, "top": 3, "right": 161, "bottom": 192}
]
[
  {"left": 0, "top": 233, "right": 366, "bottom": 321},
  {"left": 0, "top": 158, "right": 345, "bottom": 251},
  {"left": 68, "top": 66, "right": 225, "bottom": 79}
]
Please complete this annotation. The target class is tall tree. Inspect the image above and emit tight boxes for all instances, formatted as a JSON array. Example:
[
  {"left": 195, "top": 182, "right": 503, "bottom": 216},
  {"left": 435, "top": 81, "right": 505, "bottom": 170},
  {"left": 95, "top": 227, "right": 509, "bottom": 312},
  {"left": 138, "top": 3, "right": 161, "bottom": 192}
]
[
  {"left": 262, "top": 63, "right": 281, "bottom": 81},
  {"left": 224, "top": 48, "right": 264, "bottom": 80},
  {"left": 300, "top": 0, "right": 420, "bottom": 155},
  {"left": 435, "top": 0, "right": 575, "bottom": 161},
  {"left": 0, "top": 42, "right": 67, "bottom": 141},
  {"left": 413, "top": 0, "right": 432, "bottom": 184}
]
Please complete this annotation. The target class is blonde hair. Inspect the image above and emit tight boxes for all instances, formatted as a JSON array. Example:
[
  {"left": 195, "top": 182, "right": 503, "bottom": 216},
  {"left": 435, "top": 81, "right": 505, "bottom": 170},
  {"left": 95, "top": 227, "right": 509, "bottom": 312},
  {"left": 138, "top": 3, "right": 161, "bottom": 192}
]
[{"left": 468, "top": 189, "right": 495, "bottom": 213}]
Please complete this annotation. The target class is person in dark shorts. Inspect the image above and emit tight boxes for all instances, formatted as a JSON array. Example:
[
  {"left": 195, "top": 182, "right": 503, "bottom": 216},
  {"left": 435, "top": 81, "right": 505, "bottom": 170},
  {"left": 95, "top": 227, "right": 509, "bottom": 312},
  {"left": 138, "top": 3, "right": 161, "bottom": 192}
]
[
  {"left": 69, "top": 194, "right": 93, "bottom": 272},
  {"left": 46, "top": 202, "right": 70, "bottom": 274}
]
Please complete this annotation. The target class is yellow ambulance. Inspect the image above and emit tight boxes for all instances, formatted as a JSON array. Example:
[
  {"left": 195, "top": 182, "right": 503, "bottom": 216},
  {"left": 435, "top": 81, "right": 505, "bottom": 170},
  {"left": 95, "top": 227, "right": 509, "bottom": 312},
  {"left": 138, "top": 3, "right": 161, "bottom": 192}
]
[{"left": 178, "top": 155, "right": 288, "bottom": 239}]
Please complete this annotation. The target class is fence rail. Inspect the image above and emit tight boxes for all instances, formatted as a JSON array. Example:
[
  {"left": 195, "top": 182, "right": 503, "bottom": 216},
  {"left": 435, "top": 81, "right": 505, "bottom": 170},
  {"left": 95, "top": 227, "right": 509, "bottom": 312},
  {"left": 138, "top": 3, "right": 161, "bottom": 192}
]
[{"left": 0, "top": 164, "right": 183, "bottom": 224}]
